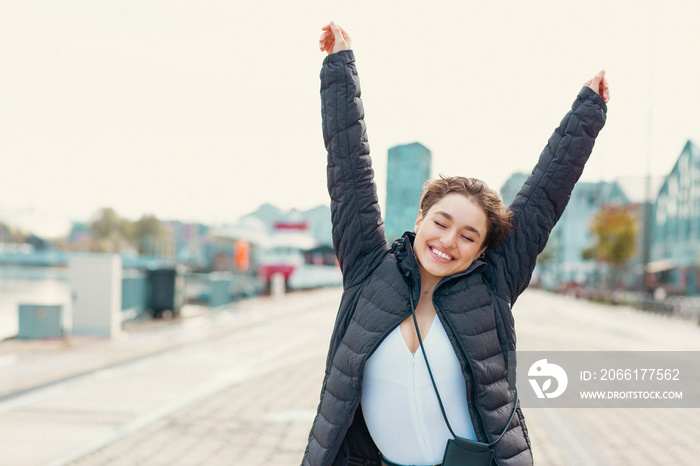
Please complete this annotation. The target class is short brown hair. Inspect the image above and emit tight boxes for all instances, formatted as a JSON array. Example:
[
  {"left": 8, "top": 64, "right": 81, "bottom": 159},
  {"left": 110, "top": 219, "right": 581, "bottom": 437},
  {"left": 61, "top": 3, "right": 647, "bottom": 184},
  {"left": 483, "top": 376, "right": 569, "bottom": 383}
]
[{"left": 420, "top": 175, "right": 514, "bottom": 248}]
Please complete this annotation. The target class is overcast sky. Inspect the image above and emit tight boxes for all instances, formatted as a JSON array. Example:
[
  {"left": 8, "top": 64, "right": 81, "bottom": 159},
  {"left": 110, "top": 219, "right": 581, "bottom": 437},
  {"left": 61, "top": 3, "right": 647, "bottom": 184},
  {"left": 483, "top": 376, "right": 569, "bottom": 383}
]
[{"left": 1, "top": 1, "right": 699, "bottom": 237}]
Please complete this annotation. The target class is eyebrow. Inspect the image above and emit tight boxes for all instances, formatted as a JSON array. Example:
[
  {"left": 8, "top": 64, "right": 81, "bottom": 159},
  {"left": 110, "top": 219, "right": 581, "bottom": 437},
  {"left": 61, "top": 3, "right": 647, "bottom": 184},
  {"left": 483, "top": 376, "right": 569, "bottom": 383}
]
[{"left": 436, "top": 211, "right": 482, "bottom": 237}]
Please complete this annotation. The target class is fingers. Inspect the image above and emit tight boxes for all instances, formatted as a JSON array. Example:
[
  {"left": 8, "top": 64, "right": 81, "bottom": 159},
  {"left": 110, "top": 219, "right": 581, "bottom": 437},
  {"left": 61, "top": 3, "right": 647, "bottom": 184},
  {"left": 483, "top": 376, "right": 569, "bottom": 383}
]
[
  {"left": 319, "top": 23, "right": 336, "bottom": 53},
  {"left": 596, "top": 70, "right": 610, "bottom": 103},
  {"left": 319, "top": 24, "right": 335, "bottom": 53},
  {"left": 319, "top": 29, "right": 333, "bottom": 52},
  {"left": 590, "top": 70, "right": 604, "bottom": 92},
  {"left": 585, "top": 70, "right": 610, "bottom": 103},
  {"left": 329, "top": 21, "right": 344, "bottom": 43},
  {"left": 319, "top": 21, "right": 352, "bottom": 54},
  {"left": 600, "top": 75, "right": 610, "bottom": 103},
  {"left": 319, "top": 31, "right": 332, "bottom": 44}
]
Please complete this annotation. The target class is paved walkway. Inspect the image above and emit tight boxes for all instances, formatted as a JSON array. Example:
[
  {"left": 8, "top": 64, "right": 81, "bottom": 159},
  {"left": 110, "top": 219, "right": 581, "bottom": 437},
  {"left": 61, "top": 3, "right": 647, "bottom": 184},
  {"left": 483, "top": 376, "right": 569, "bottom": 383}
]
[
  {"left": 514, "top": 290, "right": 700, "bottom": 465},
  {"left": 0, "top": 289, "right": 338, "bottom": 466},
  {"left": 69, "top": 356, "right": 322, "bottom": 465},
  {"left": 1, "top": 287, "right": 699, "bottom": 465}
]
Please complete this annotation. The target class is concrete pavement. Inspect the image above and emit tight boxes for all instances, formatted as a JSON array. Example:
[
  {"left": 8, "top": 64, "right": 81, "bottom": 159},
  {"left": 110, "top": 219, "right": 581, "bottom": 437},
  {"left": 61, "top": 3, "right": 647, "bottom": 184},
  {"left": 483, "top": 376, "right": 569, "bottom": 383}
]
[
  {"left": 1, "top": 287, "right": 699, "bottom": 465},
  {"left": 0, "top": 289, "right": 339, "bottom": 466},
  {"left": 514, "top": 290, "right": 700, "bottom": 465}
]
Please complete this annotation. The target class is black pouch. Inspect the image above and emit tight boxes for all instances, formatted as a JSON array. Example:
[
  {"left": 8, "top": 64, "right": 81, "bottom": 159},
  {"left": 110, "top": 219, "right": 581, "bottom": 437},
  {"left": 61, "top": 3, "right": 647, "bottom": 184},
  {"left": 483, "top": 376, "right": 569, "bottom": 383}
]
[{"left": 442, "top": 436, "right": 495, "bottom": 466}]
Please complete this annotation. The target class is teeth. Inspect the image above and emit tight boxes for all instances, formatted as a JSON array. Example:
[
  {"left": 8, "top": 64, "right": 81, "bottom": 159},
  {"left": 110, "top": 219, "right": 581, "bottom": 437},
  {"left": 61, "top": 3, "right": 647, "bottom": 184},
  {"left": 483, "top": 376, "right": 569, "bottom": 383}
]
[{"left": 431, "top": 247, "right": 453, "bottom": 260}]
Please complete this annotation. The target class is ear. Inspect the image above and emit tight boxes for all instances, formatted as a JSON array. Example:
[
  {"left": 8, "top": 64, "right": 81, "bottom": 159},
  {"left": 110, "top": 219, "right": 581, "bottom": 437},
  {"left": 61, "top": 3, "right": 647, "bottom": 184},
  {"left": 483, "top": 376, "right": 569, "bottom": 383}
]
[
  {"left": 414, "top": 210, "right": 424, "bottom": 232},
  {"left": 478, "top": 245, "right": 487, "bottom": 258}
]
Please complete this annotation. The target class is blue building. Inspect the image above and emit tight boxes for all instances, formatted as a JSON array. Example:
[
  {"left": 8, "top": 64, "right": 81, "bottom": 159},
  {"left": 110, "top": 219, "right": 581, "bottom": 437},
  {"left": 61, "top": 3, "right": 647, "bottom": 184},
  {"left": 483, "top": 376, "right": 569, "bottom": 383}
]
[
  {"left": 499, "top": 173, "right": 528, "bottom": 210},
  {"left": 501, "top": 173, "right": 631, "bottom": 289},
  {"left": 385, "top": 142, "right": 432, "bottom": 241},
  {"left": 650, "top": 140, "right": 700, "bottom": 294}
]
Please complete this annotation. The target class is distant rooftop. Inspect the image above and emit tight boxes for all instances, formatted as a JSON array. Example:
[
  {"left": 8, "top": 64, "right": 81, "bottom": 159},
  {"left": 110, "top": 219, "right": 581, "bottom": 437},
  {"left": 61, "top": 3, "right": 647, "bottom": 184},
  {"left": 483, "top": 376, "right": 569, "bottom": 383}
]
[{"left": 614, "top": 176, "right": 665, "bottom": 204}]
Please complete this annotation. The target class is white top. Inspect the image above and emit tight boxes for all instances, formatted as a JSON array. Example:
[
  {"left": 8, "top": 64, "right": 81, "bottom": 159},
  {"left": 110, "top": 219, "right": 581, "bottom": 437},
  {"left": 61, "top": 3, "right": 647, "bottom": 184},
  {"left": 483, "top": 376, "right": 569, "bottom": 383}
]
[{"left": 361, "top": 315, "right": 477, "bottom": 465}]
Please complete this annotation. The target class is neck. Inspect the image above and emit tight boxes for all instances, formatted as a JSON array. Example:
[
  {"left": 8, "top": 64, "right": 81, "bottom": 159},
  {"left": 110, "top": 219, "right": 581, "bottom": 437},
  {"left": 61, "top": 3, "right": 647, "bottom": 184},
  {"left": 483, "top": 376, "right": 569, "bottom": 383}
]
[{"left": 417, "top": 266, "right": 441, "bottom": 295}]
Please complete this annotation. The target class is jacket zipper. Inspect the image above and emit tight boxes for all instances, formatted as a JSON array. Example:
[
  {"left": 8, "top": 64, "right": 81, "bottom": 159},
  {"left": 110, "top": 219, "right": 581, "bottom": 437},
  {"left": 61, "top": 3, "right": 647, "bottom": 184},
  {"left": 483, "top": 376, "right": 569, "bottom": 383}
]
[
  {"left": 330, "top": 313, "right": 406, "bottom": 466},
  {"left": 400, "top": 264, "right": 489, "bottom": 443},
  {"left": 432, "top": 295, "right": 488, "bottom": 444}
]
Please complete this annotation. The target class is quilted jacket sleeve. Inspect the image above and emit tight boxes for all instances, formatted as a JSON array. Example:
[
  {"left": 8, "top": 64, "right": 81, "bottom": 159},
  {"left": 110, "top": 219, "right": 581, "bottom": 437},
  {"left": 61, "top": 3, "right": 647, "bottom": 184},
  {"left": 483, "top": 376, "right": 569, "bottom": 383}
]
[
  {"left": 487, "top": 86, "right": 607, "bottom": 305},
  {"left": 321, "top": 50, "right": 388, "bottom": 288}
]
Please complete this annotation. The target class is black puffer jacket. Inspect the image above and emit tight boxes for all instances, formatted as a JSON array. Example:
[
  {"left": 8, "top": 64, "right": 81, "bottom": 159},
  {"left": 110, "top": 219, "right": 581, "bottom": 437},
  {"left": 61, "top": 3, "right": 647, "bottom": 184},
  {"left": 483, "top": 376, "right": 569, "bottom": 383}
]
[{"left": 303, "top": 50, "right": 607, "bottom": 466}]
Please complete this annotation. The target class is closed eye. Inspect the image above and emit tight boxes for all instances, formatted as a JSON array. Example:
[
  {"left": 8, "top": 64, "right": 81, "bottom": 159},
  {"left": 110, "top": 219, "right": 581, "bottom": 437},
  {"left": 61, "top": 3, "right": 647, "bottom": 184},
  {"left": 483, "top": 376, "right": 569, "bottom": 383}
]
[
  {"left": 461, "top": 235, "right": 475, "bottom": 242},
  {"left": 434, "top": 221, "right": 446, "bottom": 228}
]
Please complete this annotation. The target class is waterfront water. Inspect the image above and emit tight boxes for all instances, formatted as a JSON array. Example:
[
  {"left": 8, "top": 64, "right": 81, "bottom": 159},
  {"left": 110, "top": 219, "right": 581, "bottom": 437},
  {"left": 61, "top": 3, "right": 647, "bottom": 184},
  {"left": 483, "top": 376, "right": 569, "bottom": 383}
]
[{"left": 0, "top": 266, "right": 71, "bottom": 341}]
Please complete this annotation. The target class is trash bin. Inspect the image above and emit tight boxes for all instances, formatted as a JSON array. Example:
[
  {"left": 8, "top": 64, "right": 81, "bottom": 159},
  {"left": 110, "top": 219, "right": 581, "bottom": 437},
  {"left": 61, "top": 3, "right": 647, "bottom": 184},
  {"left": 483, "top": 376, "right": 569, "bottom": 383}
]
[
  {"left": 17, "top": 304, "right": 64, "bottom": 339},
  {"left": 147, "top": 268, "right": 184, "bottom": 318},
  {"left": 209, "top": 272, "right": 233, "bottom": 308},
  {"left": 122, "top": 269, "right": 147, "bottom": 317}
]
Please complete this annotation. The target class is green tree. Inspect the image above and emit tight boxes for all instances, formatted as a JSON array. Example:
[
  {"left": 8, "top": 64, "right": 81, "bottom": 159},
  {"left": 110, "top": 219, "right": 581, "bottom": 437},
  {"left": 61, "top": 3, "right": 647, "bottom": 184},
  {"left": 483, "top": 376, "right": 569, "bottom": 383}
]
[
  {"left": 89, "top": 207, "right": 134, "bottom": 253},
  {"left": 0, "top": 222, "right": 28, "bottom": 243},
  {"left": 586, "top": 204, "right": 639, "bottom": 290},
  {"left": 131, "top": 214, "right": 169, "bottom": 255},
  {"left": 88, "top": 208, "right": 170, "bottom": 256}
]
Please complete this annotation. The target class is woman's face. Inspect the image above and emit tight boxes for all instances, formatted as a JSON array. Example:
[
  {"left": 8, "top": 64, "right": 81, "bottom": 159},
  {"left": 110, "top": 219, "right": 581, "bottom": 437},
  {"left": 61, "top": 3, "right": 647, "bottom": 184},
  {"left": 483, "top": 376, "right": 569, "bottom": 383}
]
[{"left": 413, "top": 193, "right": 488, "bottom": 281}]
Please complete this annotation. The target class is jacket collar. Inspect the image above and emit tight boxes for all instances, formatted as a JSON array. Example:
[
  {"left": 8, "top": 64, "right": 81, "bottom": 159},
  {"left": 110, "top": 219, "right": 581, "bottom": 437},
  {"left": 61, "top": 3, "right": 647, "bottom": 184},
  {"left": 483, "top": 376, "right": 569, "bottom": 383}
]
[{"left": 391, "top": 231, "right": 486, "bottom": 294}]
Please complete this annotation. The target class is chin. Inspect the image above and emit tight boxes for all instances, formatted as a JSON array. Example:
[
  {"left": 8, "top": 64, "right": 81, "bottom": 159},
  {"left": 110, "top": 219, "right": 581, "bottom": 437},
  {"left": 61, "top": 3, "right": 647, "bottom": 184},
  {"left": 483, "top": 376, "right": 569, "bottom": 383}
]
[
  {"left": 423, "top": 262, "right": 457, "bottom": 279},
  {"left": 429, "top": 261, "right": 472, "bottom": 279}
]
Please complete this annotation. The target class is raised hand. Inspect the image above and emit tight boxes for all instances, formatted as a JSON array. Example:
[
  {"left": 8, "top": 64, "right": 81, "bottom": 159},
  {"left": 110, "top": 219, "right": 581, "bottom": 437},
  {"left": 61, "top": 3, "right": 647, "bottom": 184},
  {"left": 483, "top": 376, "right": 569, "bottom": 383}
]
[
  {"left": 584, "top": 70, "right": 610, "bottom": 103},
  {"left": 319, "top": 21, "right": 352, "bottom": 55}
]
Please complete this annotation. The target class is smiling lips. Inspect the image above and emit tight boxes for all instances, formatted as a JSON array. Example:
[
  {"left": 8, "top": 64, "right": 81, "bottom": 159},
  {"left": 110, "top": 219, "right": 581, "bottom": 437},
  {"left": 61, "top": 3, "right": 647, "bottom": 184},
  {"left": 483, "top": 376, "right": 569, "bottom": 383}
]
[{"left": 430, "top": 246, "right": 455, "bottom": 261}]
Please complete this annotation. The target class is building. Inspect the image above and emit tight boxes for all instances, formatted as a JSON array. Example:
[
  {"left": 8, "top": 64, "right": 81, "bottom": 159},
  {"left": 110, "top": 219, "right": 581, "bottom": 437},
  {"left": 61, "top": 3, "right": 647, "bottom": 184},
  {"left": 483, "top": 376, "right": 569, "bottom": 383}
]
[
  {"left": 650, "top": 140, "right": 700, "bottom": 294},
  {"left": 500, "top": 142, "right": 700, "bottom": 296},
  {"left": 238, "top": 203, "right": 332, "bottom": 248},
  {"left": 501, "top": 173, "right": 631, "bottom": 290},
  {"left": 499, "top": 173, "right": 528, "bottom": 209},
  {"left": 384, "top": 142, "right": 432, "bottom": 241}
]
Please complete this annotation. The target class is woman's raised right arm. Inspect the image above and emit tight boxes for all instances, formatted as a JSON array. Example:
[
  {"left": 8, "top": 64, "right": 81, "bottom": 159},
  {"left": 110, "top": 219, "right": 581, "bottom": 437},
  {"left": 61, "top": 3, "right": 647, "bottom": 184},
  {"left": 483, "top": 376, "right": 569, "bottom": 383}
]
[{"left": 320, "top": 23, "right": 388, "bottom": 288}]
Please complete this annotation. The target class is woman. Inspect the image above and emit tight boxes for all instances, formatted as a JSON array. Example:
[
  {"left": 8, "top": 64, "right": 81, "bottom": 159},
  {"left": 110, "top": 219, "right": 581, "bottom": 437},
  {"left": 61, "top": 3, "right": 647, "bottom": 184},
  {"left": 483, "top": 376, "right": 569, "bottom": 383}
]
[{"left": 303, "top": 22, "right": 609, "bottom": 466}]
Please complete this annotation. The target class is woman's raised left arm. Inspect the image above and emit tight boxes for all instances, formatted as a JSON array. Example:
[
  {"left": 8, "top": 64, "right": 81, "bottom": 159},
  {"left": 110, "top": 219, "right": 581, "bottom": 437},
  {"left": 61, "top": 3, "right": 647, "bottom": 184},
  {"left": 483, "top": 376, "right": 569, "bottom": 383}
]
[{"left": 488, "top": 71, "right": 609, "bottom": 304}]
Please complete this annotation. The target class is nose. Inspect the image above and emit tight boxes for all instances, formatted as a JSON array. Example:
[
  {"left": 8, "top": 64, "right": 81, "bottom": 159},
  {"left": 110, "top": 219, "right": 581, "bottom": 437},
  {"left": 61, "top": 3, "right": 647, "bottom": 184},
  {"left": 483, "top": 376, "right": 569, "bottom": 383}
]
[{"left": 440, "top": 230, "right": 457, "bottom": 249}]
